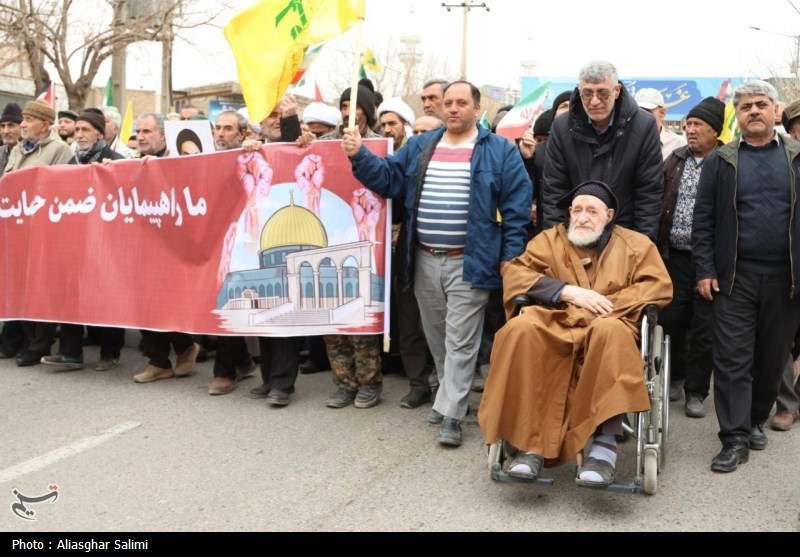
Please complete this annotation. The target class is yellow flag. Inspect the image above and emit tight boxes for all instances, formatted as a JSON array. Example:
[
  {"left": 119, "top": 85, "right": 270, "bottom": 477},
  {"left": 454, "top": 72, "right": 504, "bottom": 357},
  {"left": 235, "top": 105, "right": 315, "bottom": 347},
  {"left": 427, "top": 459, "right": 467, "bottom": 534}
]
[
  {"left": 362, "top": 47, "right": 382, "bottom": 73},
  {"left": 119, "top": 100, "right": 134, "bottom": 145},
  {"left": 719, "top": 100, "right": 739, "bottom": 144},
  {"left": 225, "top": 0, "right": 365, "bottom": 123}
]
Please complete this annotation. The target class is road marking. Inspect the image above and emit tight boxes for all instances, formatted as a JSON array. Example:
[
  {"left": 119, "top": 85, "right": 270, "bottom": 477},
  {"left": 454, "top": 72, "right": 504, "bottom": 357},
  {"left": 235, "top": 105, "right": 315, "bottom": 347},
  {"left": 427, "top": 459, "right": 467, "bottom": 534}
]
[{"left": 0, "top": 421, "right": 141, "bottom": 485}]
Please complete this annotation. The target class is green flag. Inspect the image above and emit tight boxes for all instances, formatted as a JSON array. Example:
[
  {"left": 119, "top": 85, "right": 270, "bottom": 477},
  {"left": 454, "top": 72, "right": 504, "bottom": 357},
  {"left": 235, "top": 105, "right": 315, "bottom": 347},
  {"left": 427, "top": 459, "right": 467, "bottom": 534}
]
[
  {"left": 104, "top": 77, "right": 114, "bottom": 108},
  {"left": 358, "top": 64, "right": 367, "bottom": 79}
]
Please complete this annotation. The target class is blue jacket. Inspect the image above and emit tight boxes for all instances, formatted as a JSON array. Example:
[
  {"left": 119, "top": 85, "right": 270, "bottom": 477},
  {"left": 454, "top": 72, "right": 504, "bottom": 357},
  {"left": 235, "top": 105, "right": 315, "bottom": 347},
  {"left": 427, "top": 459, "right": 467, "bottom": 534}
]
[{"left": 349, "top": 125, "right": 533, "bottom": 290}]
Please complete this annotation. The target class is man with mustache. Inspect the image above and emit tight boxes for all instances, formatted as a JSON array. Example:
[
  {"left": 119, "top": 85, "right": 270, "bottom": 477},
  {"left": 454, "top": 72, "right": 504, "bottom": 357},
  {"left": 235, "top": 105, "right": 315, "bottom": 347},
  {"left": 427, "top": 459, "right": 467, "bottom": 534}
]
[{"left": 693, "top": 80, "right": 800, "bottom": 472}]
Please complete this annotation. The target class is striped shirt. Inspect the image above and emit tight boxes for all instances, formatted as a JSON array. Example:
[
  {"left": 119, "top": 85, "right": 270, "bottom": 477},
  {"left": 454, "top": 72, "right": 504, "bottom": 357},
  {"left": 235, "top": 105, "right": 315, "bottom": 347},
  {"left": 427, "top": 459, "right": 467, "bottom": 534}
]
[{"left": 416, "top": 140, "right": 475, "bottom": 248}]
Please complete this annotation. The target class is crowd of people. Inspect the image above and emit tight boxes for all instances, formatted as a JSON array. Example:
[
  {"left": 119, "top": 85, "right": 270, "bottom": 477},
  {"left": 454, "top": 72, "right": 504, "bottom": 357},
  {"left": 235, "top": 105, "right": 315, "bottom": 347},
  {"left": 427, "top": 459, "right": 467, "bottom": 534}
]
[{"left": 2, "top": 59, "right": 799, "bottom": 487}]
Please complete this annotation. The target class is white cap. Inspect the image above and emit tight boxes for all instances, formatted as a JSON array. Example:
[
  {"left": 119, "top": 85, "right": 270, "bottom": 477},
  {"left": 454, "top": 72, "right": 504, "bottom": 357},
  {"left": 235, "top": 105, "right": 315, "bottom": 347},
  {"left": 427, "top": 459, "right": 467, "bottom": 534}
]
[
  {"left": 634, "top": 88, "right": 665, "bottom": 110},
  {"left": 377, "top": 97, "right": 415, "bottom": 126},
  {"left": 302, "top": 102, "right": 342, "bottom": 127}
]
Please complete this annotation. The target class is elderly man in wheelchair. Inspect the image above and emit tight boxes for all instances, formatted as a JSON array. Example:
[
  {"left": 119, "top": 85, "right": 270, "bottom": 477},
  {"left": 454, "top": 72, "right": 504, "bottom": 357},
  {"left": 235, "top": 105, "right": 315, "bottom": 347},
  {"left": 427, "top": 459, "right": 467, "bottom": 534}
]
[{"left": 478, "top": 181, "right": 672, "bottom": 489}]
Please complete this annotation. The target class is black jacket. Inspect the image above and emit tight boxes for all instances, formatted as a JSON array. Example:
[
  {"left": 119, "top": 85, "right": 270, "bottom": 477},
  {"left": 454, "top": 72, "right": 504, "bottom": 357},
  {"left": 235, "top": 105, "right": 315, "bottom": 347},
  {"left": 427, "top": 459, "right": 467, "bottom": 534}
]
[
  {"left": 691, "top": 136, "right": 800, "bottom": 297},
  {"left": 542, "top": 86, "right": 664, "bottom": 242}
]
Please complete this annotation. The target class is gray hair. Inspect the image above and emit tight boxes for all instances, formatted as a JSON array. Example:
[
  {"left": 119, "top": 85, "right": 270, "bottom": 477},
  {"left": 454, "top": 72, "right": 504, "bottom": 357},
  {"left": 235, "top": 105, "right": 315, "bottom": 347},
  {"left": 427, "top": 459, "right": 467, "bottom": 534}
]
[
  {"left": 217, "top": 109, "right": 247, "bottom": 132},
  {"left": 136, "top": 112, "right": 165, "bottom": 133},
  {"left": 578, "top": 60, "right": 618, "bottom": 85},
  {"left": 733, "top": 80, "right": 779, "bottom": 108},
  {"left": 423, "top": 79, "right": 449, "bottom": 90},
  {"left": 100, "top": 105, "right": 121, "bottom": 127}
]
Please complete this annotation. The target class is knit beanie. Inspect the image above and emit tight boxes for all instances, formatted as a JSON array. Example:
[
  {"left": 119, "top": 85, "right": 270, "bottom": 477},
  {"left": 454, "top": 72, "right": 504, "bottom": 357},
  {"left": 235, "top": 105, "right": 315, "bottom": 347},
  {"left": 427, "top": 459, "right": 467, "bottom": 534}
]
[
  {"left": 551, "top": 90, "right": 572, "bottom": 111},
  {"left": 0, "top": 102, "right": 23, "bottom": 124},
  {"left": 557, "top": 180, "right": 618, "bottom": 213},
  {"left": 686, "top": 97, "right": 726, "bottom": 135},
  {"left": 340, "top": 85, "right": 376, "bottom": 128},
  {"left": 76, "top": 108, "right": 106, "bottom": 135},
  {"left": 22, "top": 100, "right": 56, "bottom": 124},
  {"left": 533, "top": 108, "right": 555, "bottom": 136}
]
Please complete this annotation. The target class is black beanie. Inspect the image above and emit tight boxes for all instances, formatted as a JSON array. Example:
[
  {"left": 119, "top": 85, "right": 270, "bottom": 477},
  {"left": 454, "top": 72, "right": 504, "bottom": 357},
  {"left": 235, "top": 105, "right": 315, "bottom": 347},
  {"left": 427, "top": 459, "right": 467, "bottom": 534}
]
[
  {"left": 340, "top": 85, "right": 376, "bottom": 128},
  {"left": 551, "top": 90, "right": 572, "bottom": 111},
  {"left": 533, "top": 108, "right": 554, "bottom": 136},
  {"left": 556, "top": 180, "right": 618, "bottom": 213},
  {"left": 0, "top": 102, "right": 22, "bottom": 124},
  {"left": 76, "top": 109, "right": 106, "bottom": 136},
  {"left": 686, "top": 97, "right": 725, "bottom": 135}
]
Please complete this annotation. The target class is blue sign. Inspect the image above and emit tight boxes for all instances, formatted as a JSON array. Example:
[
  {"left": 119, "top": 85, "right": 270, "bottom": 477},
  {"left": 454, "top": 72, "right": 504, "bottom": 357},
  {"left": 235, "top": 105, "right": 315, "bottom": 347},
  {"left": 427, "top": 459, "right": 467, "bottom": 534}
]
[
  {"left": 522, "top": 76, "right": 755, "bottom": 120},
  {"left": 209, "top": 100, "right": 246, "bottom": 123}
]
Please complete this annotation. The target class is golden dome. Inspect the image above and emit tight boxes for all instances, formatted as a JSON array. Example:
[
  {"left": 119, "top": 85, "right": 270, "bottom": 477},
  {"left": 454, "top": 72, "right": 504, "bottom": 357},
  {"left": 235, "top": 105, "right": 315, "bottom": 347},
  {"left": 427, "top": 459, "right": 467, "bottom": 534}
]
[{"left": 259, "top": 192, "right": 328, "bottom": 252}]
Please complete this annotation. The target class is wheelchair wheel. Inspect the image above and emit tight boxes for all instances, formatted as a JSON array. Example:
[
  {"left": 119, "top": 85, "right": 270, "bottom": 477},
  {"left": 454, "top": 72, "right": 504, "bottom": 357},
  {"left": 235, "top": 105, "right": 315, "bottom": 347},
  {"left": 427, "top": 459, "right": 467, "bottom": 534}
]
[
  {"left": 643, "top": 448, "right": 658, "bottom": 494},
  {"left": 649, "top": 325, "right": 666, "bottom": 470},
  {"left": 661, "top": 334, "right": 671, "bottom": 467}
]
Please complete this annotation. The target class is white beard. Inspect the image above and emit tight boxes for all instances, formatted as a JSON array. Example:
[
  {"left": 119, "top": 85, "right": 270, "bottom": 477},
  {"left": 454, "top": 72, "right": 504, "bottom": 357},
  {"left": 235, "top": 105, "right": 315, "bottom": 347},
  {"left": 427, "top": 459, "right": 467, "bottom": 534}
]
[{"left": 567, "top": 226, "right": 603, "bottom": 248}]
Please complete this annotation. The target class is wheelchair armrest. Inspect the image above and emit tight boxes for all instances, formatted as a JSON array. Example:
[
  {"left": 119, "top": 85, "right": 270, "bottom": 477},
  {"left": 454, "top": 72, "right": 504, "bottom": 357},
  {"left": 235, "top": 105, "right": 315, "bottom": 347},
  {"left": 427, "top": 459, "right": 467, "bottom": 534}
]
[
  {"left": 643, "top": 304, "right": 659, "bottom": 328},
  {"left": 514, "top": 295, "right": 534, "bottom": 308}
]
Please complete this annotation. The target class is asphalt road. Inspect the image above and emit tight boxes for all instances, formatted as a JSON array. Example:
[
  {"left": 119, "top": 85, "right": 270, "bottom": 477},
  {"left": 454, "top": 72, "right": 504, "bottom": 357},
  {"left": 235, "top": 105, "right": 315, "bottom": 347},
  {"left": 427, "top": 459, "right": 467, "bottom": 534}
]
[{"left": 1, "top": 338, "right": 798, "bottom": 533}]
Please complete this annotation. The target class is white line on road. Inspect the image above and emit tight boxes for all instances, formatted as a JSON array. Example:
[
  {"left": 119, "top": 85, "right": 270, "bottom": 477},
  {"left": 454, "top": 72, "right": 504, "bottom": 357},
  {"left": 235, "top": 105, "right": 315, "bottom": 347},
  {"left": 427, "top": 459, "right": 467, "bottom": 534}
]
[{"left": 0, "top": 421, "right": 141, "bottom": 485}]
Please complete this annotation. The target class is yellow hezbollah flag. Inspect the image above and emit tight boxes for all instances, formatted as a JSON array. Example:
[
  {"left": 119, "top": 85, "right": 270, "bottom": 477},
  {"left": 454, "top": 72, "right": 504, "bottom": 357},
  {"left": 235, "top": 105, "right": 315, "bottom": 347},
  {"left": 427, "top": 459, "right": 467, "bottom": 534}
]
[
  {"left": 719, "top": 100, "right": 739, "bottom": 144},
  {"left": 362, "top": 47, "right": 382, "bottom": 73},
  {"left": 119, "top": 100, "right": 134, "bottom": 145},
  {"left": 224, "top": 0, "right": 364, "bottom": 123}
]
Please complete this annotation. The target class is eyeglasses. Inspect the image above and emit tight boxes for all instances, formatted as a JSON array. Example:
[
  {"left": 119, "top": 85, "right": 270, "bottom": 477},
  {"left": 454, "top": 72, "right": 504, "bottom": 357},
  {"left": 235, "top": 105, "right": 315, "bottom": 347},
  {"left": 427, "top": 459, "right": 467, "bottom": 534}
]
[{"left": 579, "top": 88, "right": 614, "bottom": 102}]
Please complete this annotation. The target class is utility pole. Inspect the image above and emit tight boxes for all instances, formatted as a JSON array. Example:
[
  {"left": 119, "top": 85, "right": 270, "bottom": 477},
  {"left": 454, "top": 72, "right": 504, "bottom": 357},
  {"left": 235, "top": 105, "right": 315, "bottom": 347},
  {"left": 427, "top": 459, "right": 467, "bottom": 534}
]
[
  {"left": 160, "top": 12, "right": 173, "bottom": 114},
  {"left": 110, "top": 0, "right": 127, "bottom": 110},
  {"left": 441, "top": 2, "right": 490, "bottom": 80}
]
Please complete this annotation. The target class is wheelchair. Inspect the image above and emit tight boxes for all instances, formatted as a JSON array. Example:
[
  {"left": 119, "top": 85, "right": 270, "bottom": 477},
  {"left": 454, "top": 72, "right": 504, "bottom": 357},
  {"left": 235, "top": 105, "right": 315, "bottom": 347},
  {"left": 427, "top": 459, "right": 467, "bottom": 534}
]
[{"left": 487, "top": 299, "right": 671, "bottom": 495}]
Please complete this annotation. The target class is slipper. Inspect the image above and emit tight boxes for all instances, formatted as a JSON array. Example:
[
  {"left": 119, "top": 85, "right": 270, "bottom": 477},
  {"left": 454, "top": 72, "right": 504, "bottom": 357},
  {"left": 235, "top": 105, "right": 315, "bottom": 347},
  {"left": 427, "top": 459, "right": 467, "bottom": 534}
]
[
  {"left": 575, "top": 456, "right": 615, "bottom": 488},
  {"left": 507, "top": 452, "right": 544, "bottom": 480}
]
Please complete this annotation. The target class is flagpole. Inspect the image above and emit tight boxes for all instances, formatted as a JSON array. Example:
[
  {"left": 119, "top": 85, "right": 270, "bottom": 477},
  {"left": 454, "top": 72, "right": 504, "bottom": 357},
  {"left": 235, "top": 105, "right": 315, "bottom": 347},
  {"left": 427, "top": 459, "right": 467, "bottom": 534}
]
[{"left": 348, "top": 17, "right": 364, "bottom": 129}]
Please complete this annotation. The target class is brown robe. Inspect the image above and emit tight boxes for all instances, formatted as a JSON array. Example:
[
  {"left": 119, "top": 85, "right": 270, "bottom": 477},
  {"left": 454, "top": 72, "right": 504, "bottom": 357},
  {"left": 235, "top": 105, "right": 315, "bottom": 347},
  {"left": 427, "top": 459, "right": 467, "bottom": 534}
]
[{"left": 478, "top": 224, "right": 673, "bottom": 466}]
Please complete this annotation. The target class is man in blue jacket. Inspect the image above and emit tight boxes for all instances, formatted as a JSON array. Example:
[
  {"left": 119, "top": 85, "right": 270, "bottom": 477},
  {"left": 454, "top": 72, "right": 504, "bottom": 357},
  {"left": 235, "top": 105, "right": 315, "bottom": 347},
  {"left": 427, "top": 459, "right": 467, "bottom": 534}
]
[{"left": 341, "top": 80, "right": 532, "bottom": 447}]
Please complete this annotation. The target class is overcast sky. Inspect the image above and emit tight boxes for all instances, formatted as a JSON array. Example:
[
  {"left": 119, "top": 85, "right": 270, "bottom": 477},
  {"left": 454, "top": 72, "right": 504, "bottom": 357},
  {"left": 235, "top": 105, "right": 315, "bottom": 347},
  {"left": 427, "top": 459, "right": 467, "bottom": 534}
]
[{"left": 122, "top": 0, "right": 800, "bottom": 94}]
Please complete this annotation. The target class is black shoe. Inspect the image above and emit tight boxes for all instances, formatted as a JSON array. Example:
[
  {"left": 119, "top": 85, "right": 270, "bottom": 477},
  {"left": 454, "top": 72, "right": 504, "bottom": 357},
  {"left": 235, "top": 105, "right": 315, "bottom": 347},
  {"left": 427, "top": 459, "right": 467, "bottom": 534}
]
[
  {"left": 711, "top": 441, "right": 749, "bottom": 473},
  {"left": 685, "top": 393, "right": 706, "bottom": 418},
  {"left": 749, "top": 424, "right": 767, "bottom": 450},
  {"left": 427, "top": 409, "right": 444, "bottom": 425},
  {"left": 354, "top": 383, "right": 382, "bottom": 409},
  {"left": 16, "top": 351, "right": 45, "bottom": 367},
  {"left": 669, "top": 379, "right": 684, "bottom": 402},
  {"left": 0, "top": 349, "right": 18, "bottom": 359},
  {"left": 299, "top": 360, "right": 326, "bottom": 374},
  {"left": 437, "top": 418, "right": 462, "bottom": 447},
  {"left": 266, "top": 388, "right": 293, "bottom": 407},
  {"left": 248, "top": 383, "right": 271, "bottom": 399},
  {"left": 400, "top": 389, "right": 431, "bottom": 409}
]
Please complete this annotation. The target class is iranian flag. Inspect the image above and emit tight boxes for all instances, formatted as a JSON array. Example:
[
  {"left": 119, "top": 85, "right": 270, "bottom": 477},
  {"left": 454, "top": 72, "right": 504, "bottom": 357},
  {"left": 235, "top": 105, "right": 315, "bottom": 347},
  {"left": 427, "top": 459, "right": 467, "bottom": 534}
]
[
  {"left": 495, "top": 82, "right": 551, "bottom": 140},
  {"left": 290, "top": 43, "right": 326, "bottom": 85}
]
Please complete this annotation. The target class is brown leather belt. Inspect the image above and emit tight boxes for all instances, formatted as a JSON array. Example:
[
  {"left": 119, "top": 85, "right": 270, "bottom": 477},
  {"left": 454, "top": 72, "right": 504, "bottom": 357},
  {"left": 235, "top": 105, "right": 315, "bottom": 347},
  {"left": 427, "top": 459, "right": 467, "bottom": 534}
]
[{"left": 416, "top": 242, "right": 465, "bottom": 256}]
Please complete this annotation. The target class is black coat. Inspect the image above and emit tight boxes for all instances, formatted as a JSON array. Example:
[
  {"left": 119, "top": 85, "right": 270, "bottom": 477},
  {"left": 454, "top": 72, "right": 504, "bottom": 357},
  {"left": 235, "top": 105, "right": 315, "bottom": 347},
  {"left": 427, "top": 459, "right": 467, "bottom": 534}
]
[{"left": 542, "top": 86, "right": 664, "bottom": 242}]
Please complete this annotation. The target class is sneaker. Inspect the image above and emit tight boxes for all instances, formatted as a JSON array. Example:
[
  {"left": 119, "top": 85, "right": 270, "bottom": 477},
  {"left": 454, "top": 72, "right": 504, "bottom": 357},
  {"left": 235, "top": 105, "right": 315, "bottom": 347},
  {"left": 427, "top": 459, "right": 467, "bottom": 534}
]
[
  {"left": 266, "top": 388, "right": 293, "bottom": 407},
  {"left": 354, "top": 383, "right": 382, "bottom": 409},
  {"left": 94, "top": 358, "right": 119, "bottom": 372},
  {"left": 174, "top": 343, "right": 200, "bottom": 376},
  {"left": 427, "top": 409, "right": 444, "bottom": 425},
  {"left": 41, "top": 354, "right": 84, "bottom": 370},
  {"left": 437, "top": 417, "right": 462, "bottom": 446},
  {"left": 208, "top": 376, "right": 236, "bottom": 395},
  {"left": 133, "top": 364, "right": 174, "bottom": 383},
  {"left": 684, "top": 393, "right": 706, "bottom": 418},
  {"left": 399, "top": 389, "right": 431, "bottom": 409},
  {"left": 326, "top": 387, "right": 357, "bottom": 408}
]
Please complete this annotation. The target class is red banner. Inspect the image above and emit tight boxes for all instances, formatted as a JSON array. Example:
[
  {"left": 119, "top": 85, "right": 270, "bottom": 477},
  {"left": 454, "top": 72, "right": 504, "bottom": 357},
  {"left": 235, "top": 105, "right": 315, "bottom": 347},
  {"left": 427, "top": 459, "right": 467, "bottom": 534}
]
[{"left": 0, "top": 140, "right": 391, "bottom": 336}]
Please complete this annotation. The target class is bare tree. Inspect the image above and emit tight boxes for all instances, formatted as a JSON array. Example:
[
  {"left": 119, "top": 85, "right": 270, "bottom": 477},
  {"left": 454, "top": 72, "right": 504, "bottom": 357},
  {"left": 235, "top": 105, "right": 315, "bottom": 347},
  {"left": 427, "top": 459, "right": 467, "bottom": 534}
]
[{"left": 0, "top": 0, "right": 224, "bottom": 110}]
